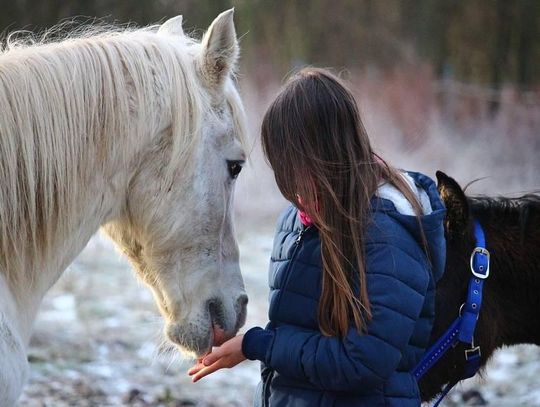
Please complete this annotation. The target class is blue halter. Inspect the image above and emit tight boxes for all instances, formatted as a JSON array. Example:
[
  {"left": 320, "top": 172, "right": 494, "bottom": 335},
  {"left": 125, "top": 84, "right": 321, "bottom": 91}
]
[{"left": 412, "top": 220, "right": 490, "bottom": 406}]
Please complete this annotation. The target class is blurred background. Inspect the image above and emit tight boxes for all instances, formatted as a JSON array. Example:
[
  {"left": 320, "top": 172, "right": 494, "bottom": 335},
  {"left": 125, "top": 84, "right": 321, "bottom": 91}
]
[{"left": 2, "top": 1, "right": 539, "bottom": 406}]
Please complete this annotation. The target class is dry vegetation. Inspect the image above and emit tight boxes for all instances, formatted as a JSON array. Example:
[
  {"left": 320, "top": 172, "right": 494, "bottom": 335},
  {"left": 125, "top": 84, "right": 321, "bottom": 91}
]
[{"left": 235, "top": 67, "right": 540, "bottom": 231}]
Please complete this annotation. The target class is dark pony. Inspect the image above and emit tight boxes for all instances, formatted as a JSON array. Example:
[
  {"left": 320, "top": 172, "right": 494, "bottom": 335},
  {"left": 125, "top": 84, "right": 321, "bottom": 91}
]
[{"left": 420, "top": 171, "right": 540, "bottom": 402}]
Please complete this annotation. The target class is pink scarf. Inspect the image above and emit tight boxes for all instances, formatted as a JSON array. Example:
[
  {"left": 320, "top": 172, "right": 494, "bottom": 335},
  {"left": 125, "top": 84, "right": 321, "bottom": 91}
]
[
  {"left": 296, "top": 155, "right": 383, "bottom": 228},
  {"left": 297, "top": 196, "right": 314, "bottom": 226},
  {"left": 298, "top": 210, "right": 313, "bottom": 226}
]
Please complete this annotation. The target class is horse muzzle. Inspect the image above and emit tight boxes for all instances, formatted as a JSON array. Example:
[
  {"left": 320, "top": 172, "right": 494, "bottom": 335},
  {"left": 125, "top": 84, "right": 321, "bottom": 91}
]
[
  {"left": 165, "top": 293, "right": 248, "bottom": 356},
  {"left": 208, "top": 294, "right": 248, "bottom": 346}
]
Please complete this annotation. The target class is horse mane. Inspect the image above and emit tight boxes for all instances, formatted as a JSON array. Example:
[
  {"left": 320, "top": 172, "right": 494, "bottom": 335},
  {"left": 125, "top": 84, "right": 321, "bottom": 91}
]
[
  {"left": 468, "top": 193, "right": 540, "bottom": 240},
  {"left": 0, "top": 23, "right": 246, "bottom": 287}
]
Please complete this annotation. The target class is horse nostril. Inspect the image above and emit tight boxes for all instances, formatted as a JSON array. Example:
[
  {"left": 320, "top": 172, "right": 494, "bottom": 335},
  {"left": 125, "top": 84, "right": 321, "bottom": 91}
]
[
  {"left": 208, "top": 299, "right": 219, "bottom": 317},
  {"left": 234, "top": 295, "right": 248, "bottom": 331},
  {"left": 237, "top": 294, "right": 248, "bottom": 308},
  {"left": 207, "top": 298, "right": 226, "bottom": 329}
]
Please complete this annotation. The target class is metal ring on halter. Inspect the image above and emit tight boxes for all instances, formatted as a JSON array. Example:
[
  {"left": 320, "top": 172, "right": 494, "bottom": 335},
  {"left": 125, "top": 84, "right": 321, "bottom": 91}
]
[
  {"left": 459, "top": 302, "right": 480, "bottom": 320},
  {"left": 470, "top": 247, "right": 490, "bottom": 279}
]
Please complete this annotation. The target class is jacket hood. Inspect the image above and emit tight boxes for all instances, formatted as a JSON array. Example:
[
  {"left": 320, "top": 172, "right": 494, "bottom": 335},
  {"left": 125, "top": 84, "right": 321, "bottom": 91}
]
[{"left": 371, "top": 171, "right": 447, "bottom": 282}]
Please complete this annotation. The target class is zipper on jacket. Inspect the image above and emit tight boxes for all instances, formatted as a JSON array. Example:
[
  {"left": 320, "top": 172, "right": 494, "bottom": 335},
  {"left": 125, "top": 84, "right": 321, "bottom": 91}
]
[
  {"left": 263, "top": 226, "right": 309, "bottom": 407},
  {"left": 295, "top": 225, "right": 309, "bottom": 244},
  {"left": 276, "top": 225, "right": 311, "bottom": 317}
]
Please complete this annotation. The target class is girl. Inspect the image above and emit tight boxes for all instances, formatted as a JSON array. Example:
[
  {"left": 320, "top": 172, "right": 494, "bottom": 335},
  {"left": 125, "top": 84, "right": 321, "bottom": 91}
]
[{"left": 188, "top": 68, "right": 446, "bottom": 407}]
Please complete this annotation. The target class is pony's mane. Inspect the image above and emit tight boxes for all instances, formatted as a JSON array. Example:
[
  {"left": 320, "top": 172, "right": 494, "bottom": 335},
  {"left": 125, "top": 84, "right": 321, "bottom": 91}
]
[
  {"left": 469, "top": 193, "right": 540, "bottom": 237},
  {"left": 0, "top": 23, "right": 246, "bottom": 287}
]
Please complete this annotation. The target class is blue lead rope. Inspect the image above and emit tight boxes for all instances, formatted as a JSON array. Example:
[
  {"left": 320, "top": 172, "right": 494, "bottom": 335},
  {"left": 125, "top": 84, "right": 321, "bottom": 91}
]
[{"left": 413, "top": 220, "right": 490, "bottom": 406}]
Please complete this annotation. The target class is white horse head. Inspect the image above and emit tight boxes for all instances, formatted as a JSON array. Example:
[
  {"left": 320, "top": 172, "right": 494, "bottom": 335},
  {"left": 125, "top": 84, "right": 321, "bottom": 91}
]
[
  {"left": 0, "top": 9, "right": 247, "bottom": 405},
  {"left": 104, "top": 10, "right": 248, "bottom": 357}
]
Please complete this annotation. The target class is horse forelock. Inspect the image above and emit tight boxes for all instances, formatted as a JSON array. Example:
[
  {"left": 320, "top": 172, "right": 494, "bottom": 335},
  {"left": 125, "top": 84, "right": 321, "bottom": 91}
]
[{"left": 0, "top": 24, "right": 236, "bottom": 288}]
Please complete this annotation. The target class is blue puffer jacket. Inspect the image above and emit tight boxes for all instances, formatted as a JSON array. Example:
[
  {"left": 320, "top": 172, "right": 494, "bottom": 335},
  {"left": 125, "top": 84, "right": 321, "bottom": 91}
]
[{"left": 242, "top": 172, "right": 446, "bottom": 407}]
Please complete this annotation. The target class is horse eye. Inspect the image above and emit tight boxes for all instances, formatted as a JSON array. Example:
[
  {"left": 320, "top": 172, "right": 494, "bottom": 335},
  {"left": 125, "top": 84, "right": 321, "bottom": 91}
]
[{"left": 227, "top": 160, "right": 243, "bottom": 179}]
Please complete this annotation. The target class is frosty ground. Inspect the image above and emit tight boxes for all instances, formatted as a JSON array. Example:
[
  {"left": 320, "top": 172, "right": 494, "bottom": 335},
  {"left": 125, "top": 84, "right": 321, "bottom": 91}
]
[{"left": 17, "top": 227, "right": 540, "bottom": 407}]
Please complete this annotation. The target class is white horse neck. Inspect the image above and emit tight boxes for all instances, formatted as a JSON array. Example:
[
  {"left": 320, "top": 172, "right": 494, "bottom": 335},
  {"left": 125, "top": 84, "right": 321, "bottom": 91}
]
[
  {"left": 0, "top": 30, "right": 203, "bottom": 342},
  {"left": 3, "top": 124, "right": 140, "bottom": 344}
]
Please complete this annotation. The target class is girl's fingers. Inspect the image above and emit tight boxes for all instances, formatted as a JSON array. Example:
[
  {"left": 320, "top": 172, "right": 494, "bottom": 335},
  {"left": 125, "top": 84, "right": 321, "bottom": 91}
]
[
  {"left": 191, "top": 360, "right": 225, "bottom": 382},
  {"left": 201, "top": 335, "right": 244, "bottom": 366},
  {"left": 203, "top": 350, "right": 222, "bottom": 366},
  {"left": 187, "top": 363, "right": 204, "bottom": 376}
]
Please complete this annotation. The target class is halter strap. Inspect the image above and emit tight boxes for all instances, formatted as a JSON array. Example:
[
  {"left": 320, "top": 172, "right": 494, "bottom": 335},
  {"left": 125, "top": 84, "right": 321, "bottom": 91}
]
[{"left": 413, "top": 219, "right": 490, "bottom": 405}]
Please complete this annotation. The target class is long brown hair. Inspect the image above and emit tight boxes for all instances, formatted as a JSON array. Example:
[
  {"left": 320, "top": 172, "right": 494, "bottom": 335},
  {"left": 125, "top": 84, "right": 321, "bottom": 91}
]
[{"left": 261, "top": 68, "right": 424, "bottom": 337}]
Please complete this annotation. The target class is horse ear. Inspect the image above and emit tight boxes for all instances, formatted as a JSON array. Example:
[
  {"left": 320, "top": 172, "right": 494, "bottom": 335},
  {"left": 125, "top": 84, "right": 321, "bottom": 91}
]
[
  {"left": 199, "top": 9, "right": 238, "bottom": 88},
  {"left": 158, "top": 15, "right": 184, "bottom": 36},
  {"left": 436, "top": 170, "right": 469, "bottom": 237}
]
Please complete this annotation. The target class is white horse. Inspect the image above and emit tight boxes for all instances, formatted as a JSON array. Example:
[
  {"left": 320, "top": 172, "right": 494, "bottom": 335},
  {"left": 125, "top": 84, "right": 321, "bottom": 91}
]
[{"left": 0, "top": 9, "right": 248, "bottom": 405}]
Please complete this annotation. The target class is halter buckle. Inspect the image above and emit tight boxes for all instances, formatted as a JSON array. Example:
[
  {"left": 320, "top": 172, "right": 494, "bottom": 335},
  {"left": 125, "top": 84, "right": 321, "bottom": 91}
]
[
  {"left": 465, "top": 345, "right": 481, "bottom": 361},
  {"left": 470, "top": 247, "right": 490, "bottom": 279}
]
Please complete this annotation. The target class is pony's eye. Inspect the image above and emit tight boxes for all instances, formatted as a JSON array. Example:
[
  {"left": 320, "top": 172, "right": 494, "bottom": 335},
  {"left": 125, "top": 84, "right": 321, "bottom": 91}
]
[{"left": 227, "top": 160, "right": 244, "bottom": 179}]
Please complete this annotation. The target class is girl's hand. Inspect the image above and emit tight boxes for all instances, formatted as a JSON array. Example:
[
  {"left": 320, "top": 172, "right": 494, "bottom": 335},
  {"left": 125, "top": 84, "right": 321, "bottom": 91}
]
[{"left": 188, "top": 334, "right": 246, "bottom": 382}]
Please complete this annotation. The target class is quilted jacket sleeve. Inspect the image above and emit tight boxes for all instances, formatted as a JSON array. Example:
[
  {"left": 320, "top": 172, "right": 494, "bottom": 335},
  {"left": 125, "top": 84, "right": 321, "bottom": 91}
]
[{"left": 242, "top": 242, "right": 431, "bottom": 392}]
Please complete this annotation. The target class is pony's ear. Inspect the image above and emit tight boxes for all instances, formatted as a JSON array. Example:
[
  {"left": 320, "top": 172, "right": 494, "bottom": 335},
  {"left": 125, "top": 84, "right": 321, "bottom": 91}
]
[
  {"left": 158, "top": 15, "right": 184, "bottom": 36},
  {"left": 199, "top": 8, "right": 238, "bottom": 88},
  {"left": 436, "top": 170, "right": 469, "bottom": 238}
]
